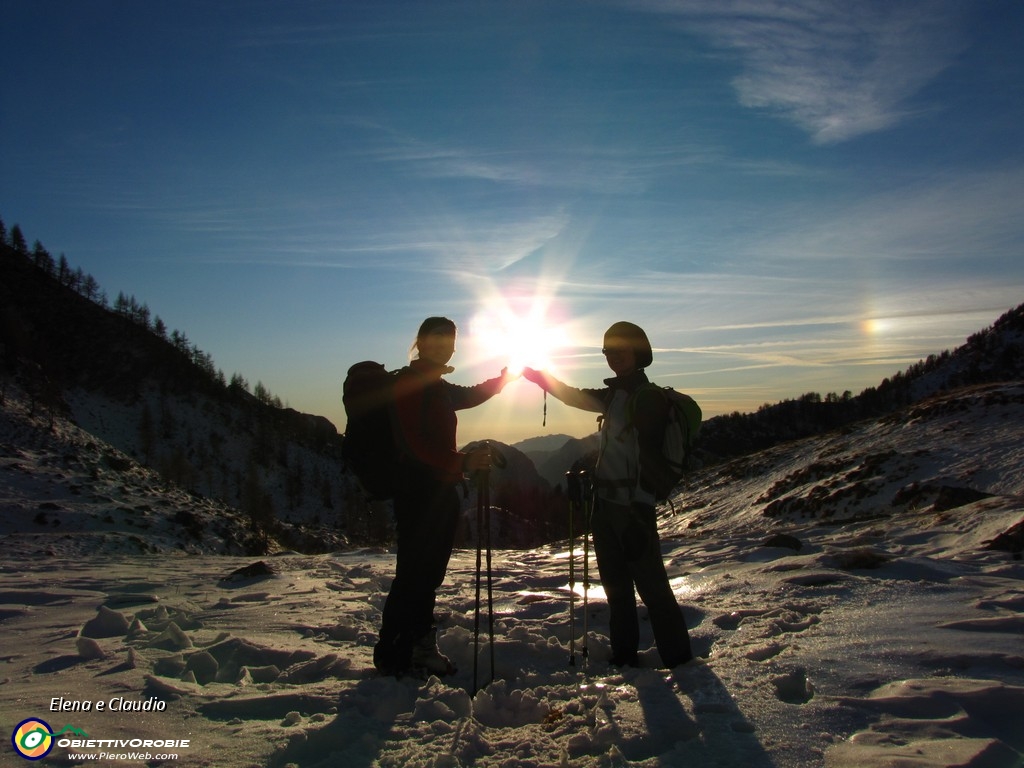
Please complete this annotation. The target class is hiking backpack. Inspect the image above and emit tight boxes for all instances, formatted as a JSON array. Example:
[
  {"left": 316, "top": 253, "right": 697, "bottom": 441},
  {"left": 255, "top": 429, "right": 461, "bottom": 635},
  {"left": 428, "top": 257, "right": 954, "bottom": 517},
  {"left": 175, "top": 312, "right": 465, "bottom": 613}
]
[
  {"left": 342, "top": 361, "right": 402, "bottom": 500},
  {"left": 631, "top": 384, "right": 702, "bottom": 501}
]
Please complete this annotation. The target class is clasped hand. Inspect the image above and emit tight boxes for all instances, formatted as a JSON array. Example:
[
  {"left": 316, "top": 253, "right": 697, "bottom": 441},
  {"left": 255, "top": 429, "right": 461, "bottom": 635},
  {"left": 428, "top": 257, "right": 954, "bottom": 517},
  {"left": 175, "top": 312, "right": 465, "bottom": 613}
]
[
  {"left": 522, "top": 367, "right": 547, "bottom": 387},
  {"left": 497, "top": 366, "right": 521, "bottom": 389}
]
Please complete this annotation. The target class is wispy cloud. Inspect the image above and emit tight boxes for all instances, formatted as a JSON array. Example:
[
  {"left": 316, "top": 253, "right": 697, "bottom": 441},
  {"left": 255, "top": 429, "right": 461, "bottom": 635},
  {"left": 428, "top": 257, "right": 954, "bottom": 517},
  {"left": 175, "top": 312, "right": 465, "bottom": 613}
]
[
  {"left": 370, "top": 142, "right": 651, "bottom": 195},
  {"left": 739, "top": 164, "right": 1024, "bottom": 268},
  {"left": 167, "top": 210, "right": 572, "bottom": 278},
  {"left": 640, "top": 0, "right": 968, "bottom": 143},
  {"left": 359, "top": 116, "right": 728, "bottom": 195}
]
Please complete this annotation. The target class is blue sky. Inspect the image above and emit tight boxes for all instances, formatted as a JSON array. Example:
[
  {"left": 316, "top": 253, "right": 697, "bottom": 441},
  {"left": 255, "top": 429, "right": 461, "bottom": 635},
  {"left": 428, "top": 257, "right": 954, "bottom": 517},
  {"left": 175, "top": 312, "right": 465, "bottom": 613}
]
[{"left": 3, "top": 1, "right": 1023, "bottom": 445}]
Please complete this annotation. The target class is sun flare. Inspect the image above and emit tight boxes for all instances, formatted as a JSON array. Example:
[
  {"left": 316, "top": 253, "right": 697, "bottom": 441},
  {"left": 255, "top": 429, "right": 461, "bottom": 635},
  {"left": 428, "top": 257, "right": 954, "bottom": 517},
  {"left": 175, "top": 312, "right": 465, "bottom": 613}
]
[
  {"left": 470, "top": 301, "right": 571, "bottom": 376},
  {"left": 461, "top": 270, "right": 584, "bottom": 379}
]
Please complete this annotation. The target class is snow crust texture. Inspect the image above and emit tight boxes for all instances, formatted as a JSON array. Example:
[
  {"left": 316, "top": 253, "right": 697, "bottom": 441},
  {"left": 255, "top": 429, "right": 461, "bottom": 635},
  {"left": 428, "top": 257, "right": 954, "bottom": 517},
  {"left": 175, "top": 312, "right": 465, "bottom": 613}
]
[{"left": 2, "top": 383, "right": 1023, "bottom": 767}]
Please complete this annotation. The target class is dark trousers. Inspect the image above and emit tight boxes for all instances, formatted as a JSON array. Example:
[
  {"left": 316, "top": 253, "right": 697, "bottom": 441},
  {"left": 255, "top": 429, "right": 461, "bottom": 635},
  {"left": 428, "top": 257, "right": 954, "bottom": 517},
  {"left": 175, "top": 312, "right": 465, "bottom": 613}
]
[
  {"left": 376, "top": 466, "right": 460, "bottom": 667},
  {"left": 590, "top": 499, "right": 693, "bottom": 668}
]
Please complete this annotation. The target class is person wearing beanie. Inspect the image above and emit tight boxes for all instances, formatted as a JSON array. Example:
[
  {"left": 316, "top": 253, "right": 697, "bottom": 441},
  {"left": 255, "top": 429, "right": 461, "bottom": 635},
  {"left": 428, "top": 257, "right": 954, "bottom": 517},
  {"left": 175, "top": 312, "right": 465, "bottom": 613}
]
[{"left": 523, "top": 321, "right": 693, "bottom": 669}]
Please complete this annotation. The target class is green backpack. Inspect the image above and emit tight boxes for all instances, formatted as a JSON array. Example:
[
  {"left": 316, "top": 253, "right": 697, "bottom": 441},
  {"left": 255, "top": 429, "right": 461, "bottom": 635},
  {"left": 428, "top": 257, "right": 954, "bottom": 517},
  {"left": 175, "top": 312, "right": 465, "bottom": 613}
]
[{"left": 631, "top": 384, "right": 702, "bottom": 501}]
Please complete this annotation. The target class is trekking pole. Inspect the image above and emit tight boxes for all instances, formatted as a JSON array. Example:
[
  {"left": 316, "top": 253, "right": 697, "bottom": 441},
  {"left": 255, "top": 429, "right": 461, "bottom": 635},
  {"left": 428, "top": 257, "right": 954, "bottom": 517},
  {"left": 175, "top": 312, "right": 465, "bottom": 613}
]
[
  {"left": 473, "top": 467, "right": 484, "bottom": 696},
  {"left": 579, "top": 470, "right": 593, "bottom": 668},
  {"left": 472, "top": 443, "right": 505, "bottom": 695},
  {"left": 480, "top": 466, "right": 494, "bottom": 685},
  {"left": 485, "top": 490, "right": 495, "bottom": 684},
  {"left": 565, "top": 470, "right": 579, "bottom": 666}
]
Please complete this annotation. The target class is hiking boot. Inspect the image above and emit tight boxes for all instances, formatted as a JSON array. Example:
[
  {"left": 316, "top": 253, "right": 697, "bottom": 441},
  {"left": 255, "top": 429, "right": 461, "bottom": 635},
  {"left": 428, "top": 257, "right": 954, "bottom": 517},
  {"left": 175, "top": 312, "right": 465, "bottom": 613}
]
[
  {"left": 374, "top": 631, "right": 411, "bottom": 677},
  {"left": 410, "top": 630, "right": 456, "bottom": 676},
  {"left": 373, "top": 638, "right": 397, "bottom": 675},
  {"left": 609, "top": 652, "right": 639, "bottom": 668},
  {"left": 662, "top": 651, "right": 694, "bottom": 670}
]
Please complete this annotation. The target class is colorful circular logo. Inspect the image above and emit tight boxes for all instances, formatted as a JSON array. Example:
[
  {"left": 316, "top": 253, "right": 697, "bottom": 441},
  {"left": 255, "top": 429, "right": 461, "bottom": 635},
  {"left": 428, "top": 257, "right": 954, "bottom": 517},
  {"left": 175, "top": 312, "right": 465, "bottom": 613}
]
[{"left": 11, "top": 718, "right": 54, "bottom": 761}]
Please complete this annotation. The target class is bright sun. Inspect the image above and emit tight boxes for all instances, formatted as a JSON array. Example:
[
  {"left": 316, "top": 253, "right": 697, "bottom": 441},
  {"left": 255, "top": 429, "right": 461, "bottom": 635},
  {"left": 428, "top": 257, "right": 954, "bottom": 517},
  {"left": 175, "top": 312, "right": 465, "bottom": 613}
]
[{"left": 468, "top": 290, "right": 573, "bottom": 376}]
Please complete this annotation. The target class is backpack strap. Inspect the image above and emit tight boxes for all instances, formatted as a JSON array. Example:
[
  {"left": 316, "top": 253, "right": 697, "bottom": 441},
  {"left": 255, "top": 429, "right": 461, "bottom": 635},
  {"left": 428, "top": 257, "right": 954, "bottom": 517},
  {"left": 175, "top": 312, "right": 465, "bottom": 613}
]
[{"left": 625, "top": 382, "right": 670, "bottom": 434}]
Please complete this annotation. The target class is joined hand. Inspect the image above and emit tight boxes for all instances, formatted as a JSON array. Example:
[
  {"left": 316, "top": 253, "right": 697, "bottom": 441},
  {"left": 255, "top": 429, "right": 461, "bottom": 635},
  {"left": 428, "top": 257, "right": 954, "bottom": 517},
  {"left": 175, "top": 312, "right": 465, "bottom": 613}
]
[{"left": 522, "top": 367, "right": 546, "bottom": 386}]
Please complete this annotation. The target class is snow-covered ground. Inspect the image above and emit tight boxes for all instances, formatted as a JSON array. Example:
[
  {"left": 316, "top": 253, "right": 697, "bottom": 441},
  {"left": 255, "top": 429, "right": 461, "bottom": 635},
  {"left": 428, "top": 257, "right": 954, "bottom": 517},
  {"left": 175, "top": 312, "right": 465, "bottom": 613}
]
[{"left": 2, "top": 383, "right": 1022, "bottom": 767}]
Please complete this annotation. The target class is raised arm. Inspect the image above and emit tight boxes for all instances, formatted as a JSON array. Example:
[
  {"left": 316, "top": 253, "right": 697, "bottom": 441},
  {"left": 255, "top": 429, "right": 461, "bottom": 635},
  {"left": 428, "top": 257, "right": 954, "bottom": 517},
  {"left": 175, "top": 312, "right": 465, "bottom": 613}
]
[
  {"left": 447, "top": 368, "right": 517, "bottom": 411},
  {"left": 522, "top": 368, "right": 605, "bottom": 414}
]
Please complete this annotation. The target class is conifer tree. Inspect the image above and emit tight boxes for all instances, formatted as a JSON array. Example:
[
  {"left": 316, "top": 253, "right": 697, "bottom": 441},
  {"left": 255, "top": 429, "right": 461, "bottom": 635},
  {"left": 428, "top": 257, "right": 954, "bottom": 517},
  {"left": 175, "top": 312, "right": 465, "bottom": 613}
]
[
  {"left": 32, "top": 241, "right": 54, "bottom": 274},
  {"left": 10, "top": 224, "right": 27, "bottom": 254}
]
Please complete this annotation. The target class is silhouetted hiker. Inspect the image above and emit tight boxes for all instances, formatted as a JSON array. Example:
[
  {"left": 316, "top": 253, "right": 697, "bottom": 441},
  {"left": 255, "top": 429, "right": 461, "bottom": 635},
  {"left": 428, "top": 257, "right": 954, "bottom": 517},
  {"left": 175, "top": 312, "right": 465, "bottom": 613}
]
[
  {"left": 374, "top": 316, "right": 516, "bottom": 677},
  {"left": 524, "top": 321, "right": 694, "bottom": 669}
]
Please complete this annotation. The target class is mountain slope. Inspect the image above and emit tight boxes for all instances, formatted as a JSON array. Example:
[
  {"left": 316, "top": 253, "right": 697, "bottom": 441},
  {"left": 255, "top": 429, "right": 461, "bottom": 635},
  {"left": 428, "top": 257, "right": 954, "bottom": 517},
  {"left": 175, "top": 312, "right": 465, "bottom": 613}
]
[
  {"left": 663, "top": 381, "right": 1024, "bottom": 554},
  {"left": 0, "top": 385, "right": 276, "bottom": 557},
  {"left": 1, "top": 241, "right": 367, "bottom": 550}
]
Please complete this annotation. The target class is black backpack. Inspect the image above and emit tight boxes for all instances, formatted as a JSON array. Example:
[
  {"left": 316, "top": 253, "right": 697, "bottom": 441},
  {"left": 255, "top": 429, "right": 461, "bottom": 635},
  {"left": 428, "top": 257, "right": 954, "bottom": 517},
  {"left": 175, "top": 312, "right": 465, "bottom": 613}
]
[{"left": 342, "top": 361, "right": 402, "bottom": 500}]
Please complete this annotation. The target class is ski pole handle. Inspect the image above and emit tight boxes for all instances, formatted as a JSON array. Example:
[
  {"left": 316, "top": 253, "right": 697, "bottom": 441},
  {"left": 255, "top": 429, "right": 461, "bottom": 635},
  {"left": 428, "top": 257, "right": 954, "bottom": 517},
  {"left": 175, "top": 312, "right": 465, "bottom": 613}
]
[{"left": 489, "top": 442, "right": 507, "bottom": 469}]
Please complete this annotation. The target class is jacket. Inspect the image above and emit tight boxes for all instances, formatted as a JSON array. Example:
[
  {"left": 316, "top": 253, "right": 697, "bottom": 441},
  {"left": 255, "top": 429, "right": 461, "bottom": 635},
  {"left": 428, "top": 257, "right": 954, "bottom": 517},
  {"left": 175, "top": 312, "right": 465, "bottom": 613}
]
[
  {"left": 392, "top": 359, "right": 504, "bottom": 485},
  {"left": 535, "top": 369, "right": 670, "bottom": 505}
]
